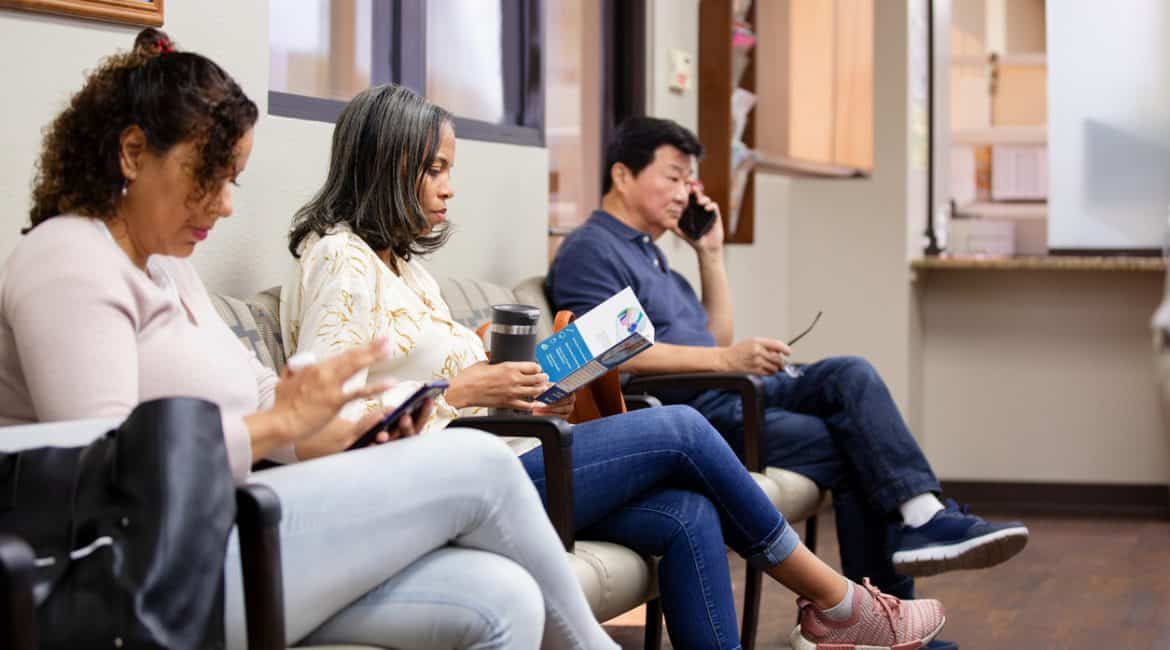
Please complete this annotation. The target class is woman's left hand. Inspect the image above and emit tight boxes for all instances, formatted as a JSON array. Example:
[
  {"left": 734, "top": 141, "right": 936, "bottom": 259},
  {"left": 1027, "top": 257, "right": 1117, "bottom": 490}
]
[
  {"left": 532, "top": 392, "right": 576, "bottom": 420},
  {"left": 294, "top": 398, "right": 434, "bottom": 460}
]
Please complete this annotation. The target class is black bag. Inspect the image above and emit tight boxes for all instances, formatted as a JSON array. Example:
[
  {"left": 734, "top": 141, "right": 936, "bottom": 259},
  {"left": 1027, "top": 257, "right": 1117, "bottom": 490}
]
[{"left": 0, "top": 398, "right": 237, "bottom": 649}]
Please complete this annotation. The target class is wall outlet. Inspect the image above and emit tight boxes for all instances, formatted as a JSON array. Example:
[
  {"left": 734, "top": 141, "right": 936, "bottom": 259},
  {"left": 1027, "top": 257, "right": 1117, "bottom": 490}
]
[{"left": 669, "top": 49, "right": 693, "bottom": 92}]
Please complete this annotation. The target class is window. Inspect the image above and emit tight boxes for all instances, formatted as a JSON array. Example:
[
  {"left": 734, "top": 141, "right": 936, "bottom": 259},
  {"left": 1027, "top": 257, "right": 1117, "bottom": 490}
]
[
  {"left": 268, "top": 0, "right": 543, "bottom": 146},
  {"left": 270, "top": 0, "right": 373, "bottom": 103},
  {"left": 545, "top": 0, "right": 603, "bottom": 258}
]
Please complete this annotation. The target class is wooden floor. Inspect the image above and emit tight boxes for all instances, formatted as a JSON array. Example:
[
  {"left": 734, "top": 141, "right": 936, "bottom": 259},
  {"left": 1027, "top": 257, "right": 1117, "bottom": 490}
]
[{"left": 602, "top": 511, "right": 1170, "bottom": 649}]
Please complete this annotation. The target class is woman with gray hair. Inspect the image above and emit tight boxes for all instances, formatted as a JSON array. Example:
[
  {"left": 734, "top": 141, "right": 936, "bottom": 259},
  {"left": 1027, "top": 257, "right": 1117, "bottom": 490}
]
[{"left": 284, "top": 83, "right": 947, "bottom": 650}]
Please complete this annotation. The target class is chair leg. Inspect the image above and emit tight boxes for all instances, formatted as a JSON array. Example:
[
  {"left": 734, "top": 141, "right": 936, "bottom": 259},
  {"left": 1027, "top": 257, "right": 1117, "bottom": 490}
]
[
  {"left": 741, "top": 566, "right": 763, "bottom": 650},
  {"left": 643, "top": 597, "right": 664, "bottom": 650},
  {"left": 795, "top": 516, "right": 821, "bottom": 628},
  {"left": 805, "top": 515, "right": 819, "bottom": 554}
]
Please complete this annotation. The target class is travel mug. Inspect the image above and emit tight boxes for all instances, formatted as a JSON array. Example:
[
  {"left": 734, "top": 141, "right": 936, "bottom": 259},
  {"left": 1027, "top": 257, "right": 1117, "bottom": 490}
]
[{"left": 489, "top": 304, "right": 542, "bottom": 415}]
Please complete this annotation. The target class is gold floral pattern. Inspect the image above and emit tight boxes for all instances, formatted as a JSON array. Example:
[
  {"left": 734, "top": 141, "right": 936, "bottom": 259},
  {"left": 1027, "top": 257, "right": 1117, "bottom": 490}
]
[{"left": 283, "top": 226, "right": 488, "bottom": 433}]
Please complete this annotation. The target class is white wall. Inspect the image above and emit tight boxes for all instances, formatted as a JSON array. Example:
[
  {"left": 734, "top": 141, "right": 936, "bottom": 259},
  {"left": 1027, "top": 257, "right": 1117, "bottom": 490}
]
[
  {"left": 644, "top": 0, "right": 792, "bottom": 340},
  {"left": 643, "top": 0, "right": 704, "bottom": 290},
  {"left": 0, "top": 2, "right": 549, "bottom": 298},
  {"left": 763, "top": 1, "right": 916, "bottom": 415}
]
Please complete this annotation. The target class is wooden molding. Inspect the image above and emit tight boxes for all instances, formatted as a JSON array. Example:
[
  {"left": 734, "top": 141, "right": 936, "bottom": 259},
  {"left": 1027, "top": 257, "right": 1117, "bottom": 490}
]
[
  {"left": 0, "top": 0, "right": 164, "bottom": 27},
  {"left": 940, "top": 480, "right": 1170, "bottom": 519}
]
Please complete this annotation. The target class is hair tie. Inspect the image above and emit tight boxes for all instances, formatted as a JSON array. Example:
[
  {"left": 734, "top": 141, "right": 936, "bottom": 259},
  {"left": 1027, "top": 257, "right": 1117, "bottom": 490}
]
[{"left": 155, "top": 38, "right": 174, "bottom": 54}]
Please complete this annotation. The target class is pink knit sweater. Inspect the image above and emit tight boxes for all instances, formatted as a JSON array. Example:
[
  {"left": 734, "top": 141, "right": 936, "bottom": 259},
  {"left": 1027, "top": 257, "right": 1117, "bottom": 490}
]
[{"left": 0, "top": 216, "right": 280, "bottom": 482}]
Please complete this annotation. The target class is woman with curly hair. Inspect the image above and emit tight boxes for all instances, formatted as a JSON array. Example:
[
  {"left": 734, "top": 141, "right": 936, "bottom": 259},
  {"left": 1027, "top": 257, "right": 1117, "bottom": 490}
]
[{"left": 0, "top": 28, "right": 618, "bottom": 650}]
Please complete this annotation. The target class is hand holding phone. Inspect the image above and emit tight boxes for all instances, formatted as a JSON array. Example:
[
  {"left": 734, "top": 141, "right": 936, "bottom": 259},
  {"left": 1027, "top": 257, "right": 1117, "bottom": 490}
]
[
  {"left": 346, "top": 380, "right": 448, "bottom": 451},
  {"left": 678, "top": 191, "right": 717, "bottom": 241}
]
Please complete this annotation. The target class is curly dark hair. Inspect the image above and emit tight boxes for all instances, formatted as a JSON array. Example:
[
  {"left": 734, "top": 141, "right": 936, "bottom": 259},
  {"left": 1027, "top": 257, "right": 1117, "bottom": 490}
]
[
  {"left": 288, "top": 84, "right": 452, "bottom": 269},
  {"left": 26, "top": 27, "right": 258, "bottom": 230}
]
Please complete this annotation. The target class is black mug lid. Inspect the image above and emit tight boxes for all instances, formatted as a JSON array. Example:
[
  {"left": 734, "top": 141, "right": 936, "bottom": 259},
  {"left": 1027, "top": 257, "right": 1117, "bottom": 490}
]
[{"left": 491, "top": 303, "right": 541, "bottom": 325}]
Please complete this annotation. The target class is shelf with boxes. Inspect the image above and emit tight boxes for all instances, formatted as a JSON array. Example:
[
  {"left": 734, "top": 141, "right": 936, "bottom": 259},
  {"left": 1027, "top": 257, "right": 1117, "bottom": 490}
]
[{"left": 944, "top": 0, "right": 1048, "bottom": 258}]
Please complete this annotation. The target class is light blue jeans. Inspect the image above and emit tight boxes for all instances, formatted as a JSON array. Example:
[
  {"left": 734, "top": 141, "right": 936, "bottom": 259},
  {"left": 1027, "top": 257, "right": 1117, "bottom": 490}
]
[{"left": 223, "top": 428, "right": 617, "bottom": 650}]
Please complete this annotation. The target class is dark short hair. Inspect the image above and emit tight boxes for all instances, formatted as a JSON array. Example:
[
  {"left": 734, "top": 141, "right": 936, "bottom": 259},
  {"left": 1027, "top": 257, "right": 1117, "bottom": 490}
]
[
  {"left": 28, "top": 27, "right": 257, "bottom": 229},
  {"left": 288, "top": 84, "right": 453, "bottom": 268},
  {"left": 602, "top": 116, "right": 704, "bottom": 193}
]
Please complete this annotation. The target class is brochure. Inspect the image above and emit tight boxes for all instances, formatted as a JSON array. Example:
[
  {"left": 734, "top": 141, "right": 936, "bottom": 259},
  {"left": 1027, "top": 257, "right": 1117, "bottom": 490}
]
[{"left": 534, "top": 287, "right": 655, "bottom": 404}]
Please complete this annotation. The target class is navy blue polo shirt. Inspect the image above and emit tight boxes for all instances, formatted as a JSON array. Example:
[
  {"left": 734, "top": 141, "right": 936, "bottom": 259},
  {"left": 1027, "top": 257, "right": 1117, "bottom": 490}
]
[{"left": 547, "top": 210, "right": 716, "bottom": 347}]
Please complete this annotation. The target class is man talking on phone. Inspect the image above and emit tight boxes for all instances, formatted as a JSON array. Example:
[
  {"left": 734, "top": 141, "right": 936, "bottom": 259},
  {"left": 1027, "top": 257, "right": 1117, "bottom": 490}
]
[{"left": 546, "top": 117, "right": 1026, "bottom": 647}]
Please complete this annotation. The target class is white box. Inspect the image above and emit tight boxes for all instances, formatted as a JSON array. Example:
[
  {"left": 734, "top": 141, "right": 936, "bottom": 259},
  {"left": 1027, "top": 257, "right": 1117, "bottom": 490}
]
[
  {"left": 991, "top": 145, "right": 1047, "bottom": 200},
  {"left": 949, "top": 219, "right": 1016, "bottom": 256},
  {"left": 950, "top": 145, "right": 977, "bottom": 206}
]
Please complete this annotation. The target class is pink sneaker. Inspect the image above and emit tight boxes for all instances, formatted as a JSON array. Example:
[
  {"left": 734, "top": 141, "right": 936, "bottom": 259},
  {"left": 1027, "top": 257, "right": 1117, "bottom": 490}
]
[{"left": 790, "top": 579, "right": 946, "bottom": 650}]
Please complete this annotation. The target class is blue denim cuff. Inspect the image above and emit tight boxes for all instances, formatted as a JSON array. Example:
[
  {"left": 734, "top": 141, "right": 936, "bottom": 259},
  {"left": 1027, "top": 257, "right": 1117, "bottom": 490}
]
[
  {"left": 745, "top": 520, "right": 801, "bottom": 571},
  {"left": 871, "top": 473, "right": 941, "bottom": 514}
]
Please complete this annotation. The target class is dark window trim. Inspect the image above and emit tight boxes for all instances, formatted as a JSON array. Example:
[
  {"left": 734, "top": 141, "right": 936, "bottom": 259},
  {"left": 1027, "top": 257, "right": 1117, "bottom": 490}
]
[
  {"left": 268, "top": 91, "right": 349, "bottom": 124},
  {"left": 268, "top": 0, "right": 544, "bottom": 147},
  {"left": 601, "top": 0, "right": 646, "bottom": 178}
]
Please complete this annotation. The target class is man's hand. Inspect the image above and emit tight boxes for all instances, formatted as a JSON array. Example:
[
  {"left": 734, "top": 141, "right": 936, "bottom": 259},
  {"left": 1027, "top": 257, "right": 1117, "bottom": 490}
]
[
  {"left": 719, "top": 337, "right": 791, "bottom": 375},
  {"left": 671, "top": 183, "right": 724, "bottom": 257}
]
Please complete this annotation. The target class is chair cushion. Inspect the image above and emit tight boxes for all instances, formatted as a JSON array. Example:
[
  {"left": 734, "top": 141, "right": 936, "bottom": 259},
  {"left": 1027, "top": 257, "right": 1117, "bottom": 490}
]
[
  {"left": 764, "top": 467, "right": 830, "bottom": 523},
  {"left": 249, "top": 287, "right": 287, "bottom": 373},
  {"left": 569, "top": 540, "right": 658, "bottom": 622},
  {"left": 436, "top": 276, "right": 519, "bottom": 335},
  {"left": 511, "top": 276, "right": 556, "bottom": 341},
  {"left": 210, "top": 293, "right": 278, "bottom": 371},
  {"left": 750, "top": 470, "right": 783, "bottom": 510}
]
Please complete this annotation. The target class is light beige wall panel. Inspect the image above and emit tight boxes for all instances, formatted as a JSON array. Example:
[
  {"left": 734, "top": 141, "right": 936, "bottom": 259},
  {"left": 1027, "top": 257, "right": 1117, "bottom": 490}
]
[
  {"left": 921, "top": 271, "right": 1168, "bottom": 483},
  {"left": 832, "top": 0, "right": 874, "bottom": 170},
  {"left": 788, "top": 0, "right": 836, "bottom": 164}
]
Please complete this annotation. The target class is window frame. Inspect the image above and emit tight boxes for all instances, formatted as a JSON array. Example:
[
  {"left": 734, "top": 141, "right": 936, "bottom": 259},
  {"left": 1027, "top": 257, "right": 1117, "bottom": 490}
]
[{"left": 268, "top": 0, "right": 545, "bottom": 147}]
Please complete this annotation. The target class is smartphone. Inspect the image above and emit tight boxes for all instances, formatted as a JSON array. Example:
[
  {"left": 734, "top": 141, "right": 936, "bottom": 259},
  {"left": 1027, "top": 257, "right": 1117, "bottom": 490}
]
[
  {"left": 346, "top": 380, "right": 449, "bottom": 451},
  {"left": 678, "top": 191, "right": 717, "bottom": 240}
]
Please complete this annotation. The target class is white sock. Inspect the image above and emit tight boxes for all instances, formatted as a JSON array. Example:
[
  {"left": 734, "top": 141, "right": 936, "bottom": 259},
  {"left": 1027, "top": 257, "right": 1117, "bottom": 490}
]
[
  {"left": 820, "top": 579, "right": 855, "bottom": 621},
  {"left": 899, "top": 493, "right": 945, "bottom": 528}
]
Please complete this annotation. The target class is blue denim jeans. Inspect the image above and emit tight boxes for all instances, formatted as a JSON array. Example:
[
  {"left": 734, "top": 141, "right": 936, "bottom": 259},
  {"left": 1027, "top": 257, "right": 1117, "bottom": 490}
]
[
  {"left": 520, "top": 405, "right": 802, "bottom": 650},
  {"left": 687, "top": 356, "right": 941, "bottom": 599}
]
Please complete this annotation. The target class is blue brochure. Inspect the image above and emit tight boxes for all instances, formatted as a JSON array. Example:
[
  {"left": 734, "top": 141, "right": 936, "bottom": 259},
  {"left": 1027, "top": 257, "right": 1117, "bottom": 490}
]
[{"left": 535, "top": 287, "right": 655, "bottom": 403}]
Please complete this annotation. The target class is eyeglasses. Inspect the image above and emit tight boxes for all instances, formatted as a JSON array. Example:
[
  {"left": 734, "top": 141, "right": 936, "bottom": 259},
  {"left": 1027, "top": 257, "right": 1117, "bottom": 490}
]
[
  {"left": 787, "top": 310, "right": 822, "bottom": 346},
  {"left": 783, "top": 310, "right": 822, "bottom": 378}
]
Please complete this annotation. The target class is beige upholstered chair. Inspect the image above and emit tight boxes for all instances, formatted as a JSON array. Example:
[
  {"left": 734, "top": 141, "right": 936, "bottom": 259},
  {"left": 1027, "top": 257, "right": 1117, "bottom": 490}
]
[
  {"left": 212, "top": 287, "right": 667, "bottom": 649},
  {"left": 214, "top": 277, "right": 828, "bottom": 650}
]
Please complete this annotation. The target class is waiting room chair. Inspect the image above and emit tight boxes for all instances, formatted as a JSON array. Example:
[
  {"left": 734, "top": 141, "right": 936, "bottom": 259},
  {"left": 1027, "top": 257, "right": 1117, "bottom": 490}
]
[
  {"left": 508, "top": 276, "right": 829, "bottom": 650},
  {"left": 213, "top": 288, "right": 668, "bottom": 649}
]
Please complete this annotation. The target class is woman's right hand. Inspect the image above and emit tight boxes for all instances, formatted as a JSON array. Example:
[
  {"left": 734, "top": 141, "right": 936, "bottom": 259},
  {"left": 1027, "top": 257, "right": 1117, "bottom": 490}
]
[
  {"left": 269, "top": 337, "right": 396, "bottom": 442},
  {"left": 445, "top": 361, "right": 549, "bottom": 410}
]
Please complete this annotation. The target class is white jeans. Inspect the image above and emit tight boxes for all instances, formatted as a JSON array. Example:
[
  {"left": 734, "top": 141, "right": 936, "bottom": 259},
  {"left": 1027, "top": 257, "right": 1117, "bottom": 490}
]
[{"left": 223, "top": 428, "right": 616, "bottom": 650}]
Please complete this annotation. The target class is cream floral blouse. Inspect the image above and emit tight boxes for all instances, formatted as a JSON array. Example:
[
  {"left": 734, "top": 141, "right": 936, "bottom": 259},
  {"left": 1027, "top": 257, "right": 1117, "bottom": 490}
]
[{"left": 281, "top": 225, "right": 487, "bottom": 432}]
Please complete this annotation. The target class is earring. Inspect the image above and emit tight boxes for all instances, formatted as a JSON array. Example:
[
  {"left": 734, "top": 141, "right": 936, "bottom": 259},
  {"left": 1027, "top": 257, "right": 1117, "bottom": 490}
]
[{"left": 120, "top": 182, "right": 128, "bottom": 198}]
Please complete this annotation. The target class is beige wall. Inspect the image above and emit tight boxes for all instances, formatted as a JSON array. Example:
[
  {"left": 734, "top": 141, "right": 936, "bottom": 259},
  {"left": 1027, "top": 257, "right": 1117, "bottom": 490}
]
[
  {"left": 918, "top": 270, "right": 1167, "bottom": 483},
  {"left": 0, "top": 2, "right": 549, "bottom": 298}
]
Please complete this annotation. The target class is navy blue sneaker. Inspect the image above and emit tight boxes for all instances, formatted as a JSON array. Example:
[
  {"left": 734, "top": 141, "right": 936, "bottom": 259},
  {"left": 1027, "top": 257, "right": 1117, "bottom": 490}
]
[
  {"left": 892, "top": 499, "right": 1029, "bottom": 577},
  {"left": 926, "top": 639, "right": 960, "bottom": 650}
]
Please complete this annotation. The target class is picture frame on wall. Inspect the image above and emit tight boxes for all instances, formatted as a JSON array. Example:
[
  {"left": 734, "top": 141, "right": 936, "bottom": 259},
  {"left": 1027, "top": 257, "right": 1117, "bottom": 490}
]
[{"left": 0, "top": 0, "right": 163, "bottom": 27}]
